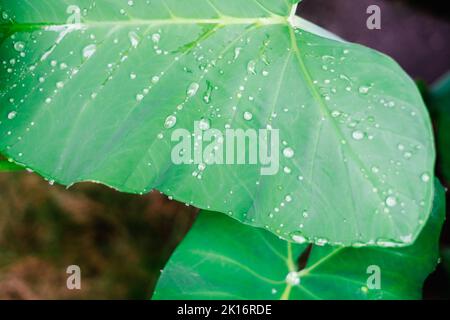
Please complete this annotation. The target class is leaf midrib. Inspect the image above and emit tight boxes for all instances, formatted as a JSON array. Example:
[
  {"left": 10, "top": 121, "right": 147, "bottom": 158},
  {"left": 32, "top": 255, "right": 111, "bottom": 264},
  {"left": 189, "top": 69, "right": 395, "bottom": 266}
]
[{"left": 0, "top": 16, "right": 289, "bottom": 30}]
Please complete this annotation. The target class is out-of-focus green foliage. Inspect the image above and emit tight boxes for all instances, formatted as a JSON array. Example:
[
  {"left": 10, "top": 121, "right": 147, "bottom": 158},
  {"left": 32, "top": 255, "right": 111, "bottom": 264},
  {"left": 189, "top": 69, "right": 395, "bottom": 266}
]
[
  {"left": 154, "top": 180, "right": 445, "bottom": 300},
  {"left": 427, "top": 73, "right": 450, "bottom": 182}
]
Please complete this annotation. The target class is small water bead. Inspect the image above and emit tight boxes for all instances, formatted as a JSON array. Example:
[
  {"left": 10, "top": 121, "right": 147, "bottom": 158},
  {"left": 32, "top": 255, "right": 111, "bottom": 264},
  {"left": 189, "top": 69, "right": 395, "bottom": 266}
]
[
  {"left": 292, "top": 234, "right": 306, "bottom": 244},
  {"left": 385, "top": 196, "right": 397, "bottom": 207},
  {"left": 285, "top": 272, "right": 300, "bottom": 286},
  {"left": 233, "top": 47, "right": 242, "bottom": 60},
  {"left": 316, "top": 238, "right": 328, "bottom": 246},
  {"left": 283, "top": 147, "right": 294, "bottom": 158},
  {"left": 352, "top": 130, "right": 364, "bottom": 140},
  {"left": 130, "top": 73, "right": 136, "bottom": 80},
  {"left": 187, "top": 82, "right": 199, "bottom": 97},
  {"left": 56, "top": 81, "right": 64, "bottom": 89},
  {"left": 285, "top": 195, "right": 292, "bottom": 202},
  {"left": 152, "top": 76, "right": 160, "bottom": 84},
  {"left": 7, "top": 111, "right": 17, "bottom": 120},
  {"left": 421, "top": 173, "right": 430, "bottom": 182},
  {"left": 136, "top": 94, "right": 144, "bottom": 101},
  {"left": 152, "top": 33, "right": 161, "bottom": 43},
  {"left": 198, "top": 118, "right": 210, "bottom": 131},
  {"left": 14, "top": 41, "right": 25, "bottom": 52},
  {"left": 243, "top": 111, "right": 253, "bottom": 121},
  {"left": 247, "top": 60, "right": 256, "bottom": 75},
  {"left": 404, "top": 151, "right": 412, "bottom": 159},
  {"left": 331, "top": 110, "right": 341, "bottom": 118},
  {"left": 128, "top": 31, "right": 140, "bottom": 48},
  {"left": 283, "top": 167, "right": 291, "bottom": 174},
  {"left": 358, "top": 86, "right": 370, "bottom": 94},
  {"left": 164, "top": 115, "right": 177, "bottom": 129},
  {"left": 262, "top": 70, "right": 269, "bottom": 76},
  {"left": 82, "top": 44, "right": 97, "bottom": 59}
]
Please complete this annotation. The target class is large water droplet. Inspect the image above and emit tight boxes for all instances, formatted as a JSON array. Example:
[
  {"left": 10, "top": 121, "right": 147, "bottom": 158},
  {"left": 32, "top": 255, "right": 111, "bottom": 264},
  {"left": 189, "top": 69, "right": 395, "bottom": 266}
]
[
  {"left": 247, "top": 60, "right": 256, "bottom": 75},
  {"left": 187, "top": 82, "right": 199, "bottom": 97},
  {"left": 128, "top": 31, "right": 140, "bottom": 48},
  {"left": 82, "top": 44, "right": 97, "bottom": 59},
  {"left": 152, "top": 33, "right": 161, "bottom": 43},
  {"left": 164, "top": 115, "right": 177, "bottom": 129},
  {"left": 234, "top": 47, "right": 242, "bottom": 60},
  {"left": 198, "top": 118, "right": 210, "bottom": 131},
  {"left": 385, "top": 196, "right": 397, "bottom": 207},
  {"left": 243, "top": 111, "right": 253, "bottom": 121},
  {"left": 292, "top": 234, "right": 306, "bottom": 244},
  {"left": 358, "top": 86, "right": 370, "bottom": 94},
  {"left": 285, "top": 272, "right": 300, "bottom": 286},
  {"left": 421, "top": 173, "right": 430, "bottom": 182},
  {"left": 14, "top": 41, "right": 25, "bottom": 52},
  {"left": 283, "top": 147, "right": 294, "bottom": 158},
  {"left": 352, "top": 130, "right": 364, "bottom": 140},
  {"left": 7, "top": 111, "right": 17, "bottom": 120}
]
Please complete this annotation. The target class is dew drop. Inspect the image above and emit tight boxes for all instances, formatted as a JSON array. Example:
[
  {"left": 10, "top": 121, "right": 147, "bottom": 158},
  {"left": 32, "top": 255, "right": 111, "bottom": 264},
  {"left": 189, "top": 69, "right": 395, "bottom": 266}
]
[
  {"left": 283, "top": 147, "right": 294, "bottom": 158},
  {"left": 358, "top": 86, "right": 370, "bottom": 94},
  {"left": 352, "top": 130, "right": 364, "bottom": 140},
  {"left": 421, "top": 173, "right": 430, "bottom": 182},
  {"left": 285, "top": 272, "right": 300, "bottom": 286},
  {"left": 292, "top": 234, "right": 306, "bottom": 244},
  {"left": 385, "top": 196, "right": 397, "bottom": 207},
  {"left": 7, "top": 111, "right": 17, "bottom": 120},
  {"left": 128, "top": 31, "right": 140, "bottom": 48},
  {"left": 162, "top": 115, "right": 177, "bottom": 129},
  {"left": 247, "top": 60, "right": 256, "bottom": 75},
  {"left": 198, "top": 118, "right": 210, "bottom": 131},
  {"left": 187, "top": 82, "right": 199, "bottom": 97},
  {"left": 14, "top": 41, "right": 25, "bottom": 52},
  {"left": 243, "top": 111, "right": 253, "bottom": 121},
  {"left": 152, "top": 33, "right": 161, "bottom": 43},
  {"left": 82, "top": 44, "right": 97, "bottom": 59},
  {"left": 233, "top": 47, "right": 242, "bottom": 60}
]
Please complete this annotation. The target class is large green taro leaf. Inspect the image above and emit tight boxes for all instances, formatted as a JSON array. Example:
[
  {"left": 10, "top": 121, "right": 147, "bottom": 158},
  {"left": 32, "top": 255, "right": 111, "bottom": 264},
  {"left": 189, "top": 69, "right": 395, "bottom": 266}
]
[
  {"left": 153, "top": 180, "right": 445, "bottom": 300},
  {"left": 0, "top": 0, "right": 435, "bottom": 246}
]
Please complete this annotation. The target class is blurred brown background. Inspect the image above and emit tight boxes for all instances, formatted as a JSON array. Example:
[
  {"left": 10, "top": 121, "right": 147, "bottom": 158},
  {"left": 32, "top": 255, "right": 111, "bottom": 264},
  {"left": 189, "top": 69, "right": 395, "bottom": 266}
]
[{"left": 0, "top": 0, "right": 449, "bottom": 299}]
